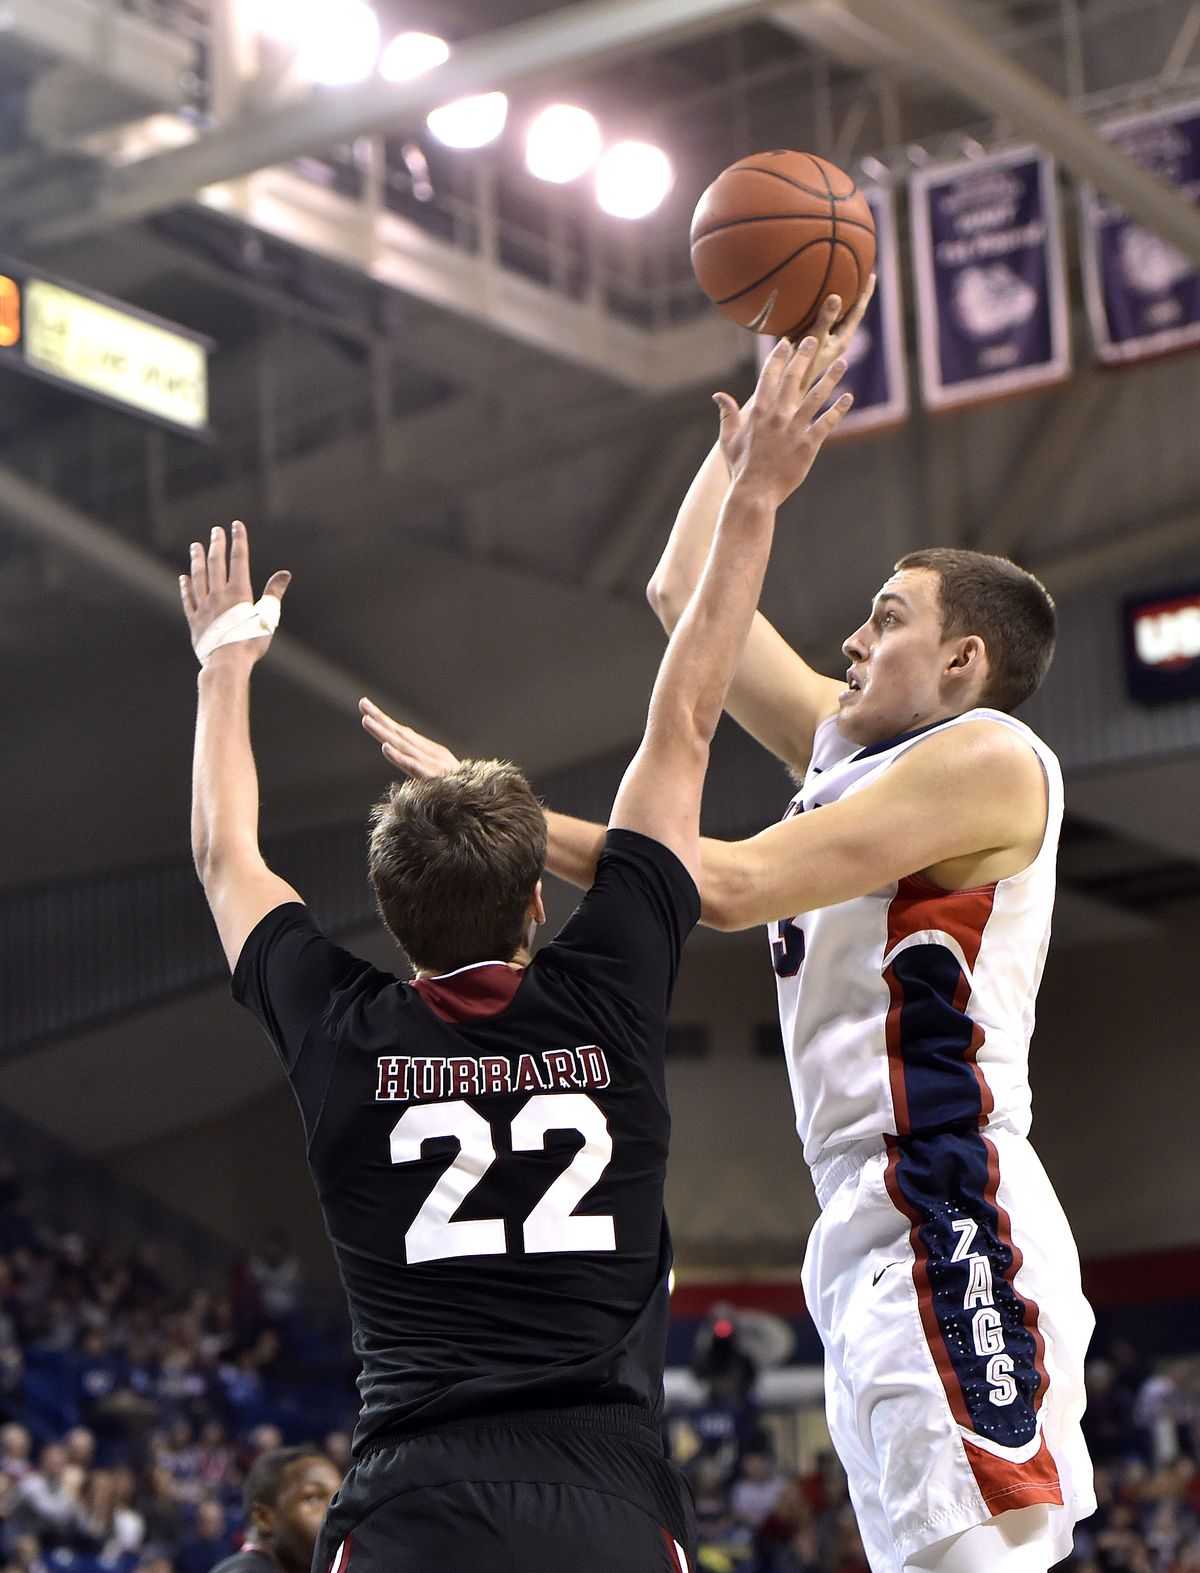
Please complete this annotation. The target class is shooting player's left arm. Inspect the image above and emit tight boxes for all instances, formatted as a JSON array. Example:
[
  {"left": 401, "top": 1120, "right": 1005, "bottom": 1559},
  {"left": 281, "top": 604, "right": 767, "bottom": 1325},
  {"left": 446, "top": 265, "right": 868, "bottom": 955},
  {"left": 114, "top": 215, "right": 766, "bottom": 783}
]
[
  {"left": 193, "top": 650, "right": 301, "bottom": 971},
  {"left": 183, "top": 522, "right": 299, "bottom": 972},
  {"left": 701, "top": 722, "right": 1047, "bottom": 932}
]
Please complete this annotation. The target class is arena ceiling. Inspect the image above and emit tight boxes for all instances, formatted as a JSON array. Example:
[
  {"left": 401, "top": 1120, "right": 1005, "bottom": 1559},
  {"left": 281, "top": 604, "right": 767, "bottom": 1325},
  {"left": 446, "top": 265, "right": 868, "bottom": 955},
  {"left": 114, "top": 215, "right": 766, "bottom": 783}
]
[{"left": 2, "top": 0, "right": 1200, "bottom": 1144}]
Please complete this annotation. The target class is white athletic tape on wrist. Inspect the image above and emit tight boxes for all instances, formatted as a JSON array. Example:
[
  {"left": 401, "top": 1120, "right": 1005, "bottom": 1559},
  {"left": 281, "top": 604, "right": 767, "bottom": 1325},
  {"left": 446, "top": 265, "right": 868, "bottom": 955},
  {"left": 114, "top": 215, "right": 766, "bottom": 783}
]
[{"left": 194, "top": 596, "right": 281, "bottom": 665}]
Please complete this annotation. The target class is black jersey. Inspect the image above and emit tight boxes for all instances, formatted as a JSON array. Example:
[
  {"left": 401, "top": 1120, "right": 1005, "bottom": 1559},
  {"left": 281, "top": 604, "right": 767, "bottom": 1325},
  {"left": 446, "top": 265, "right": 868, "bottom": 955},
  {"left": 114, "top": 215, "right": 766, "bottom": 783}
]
[{"left": 233, "top": 828, "right": 699, "bottom": 1453}]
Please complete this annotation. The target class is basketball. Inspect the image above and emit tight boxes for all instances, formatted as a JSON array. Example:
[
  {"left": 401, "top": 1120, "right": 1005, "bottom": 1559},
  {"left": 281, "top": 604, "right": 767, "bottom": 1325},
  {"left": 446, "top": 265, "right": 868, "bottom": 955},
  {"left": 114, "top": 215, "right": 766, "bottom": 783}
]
[{"left": 689, "top": 150, "right": 877, "bottom": 339}]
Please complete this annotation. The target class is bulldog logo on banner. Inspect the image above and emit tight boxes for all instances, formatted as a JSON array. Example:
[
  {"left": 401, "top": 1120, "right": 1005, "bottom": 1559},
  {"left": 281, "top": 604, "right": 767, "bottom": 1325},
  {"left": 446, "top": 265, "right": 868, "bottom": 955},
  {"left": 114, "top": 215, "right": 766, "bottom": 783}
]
[
  {"left": 909, "top": 146, "right": 1071, "bottom": 410},
  {"left": 1080, "top": 101, "right": 1200, "bottom": 365}
]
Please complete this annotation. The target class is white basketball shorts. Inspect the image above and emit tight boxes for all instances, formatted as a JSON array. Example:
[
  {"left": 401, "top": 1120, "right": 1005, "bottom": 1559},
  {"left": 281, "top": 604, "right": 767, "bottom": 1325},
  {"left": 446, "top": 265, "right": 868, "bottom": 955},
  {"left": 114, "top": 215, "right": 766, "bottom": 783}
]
[{"left": 802, "top": 1127, "right": 1096, "bottom": 1572}]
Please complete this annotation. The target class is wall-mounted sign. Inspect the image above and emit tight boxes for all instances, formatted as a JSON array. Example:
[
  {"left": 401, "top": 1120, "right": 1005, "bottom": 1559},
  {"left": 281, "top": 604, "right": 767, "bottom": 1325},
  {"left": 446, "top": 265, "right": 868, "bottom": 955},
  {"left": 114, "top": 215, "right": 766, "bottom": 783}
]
[
  {"left": 1080, "top": 101, "right": 1200, "bottom": 365},
  {"left": 0, "top": 257, "right": 212, "bottom": 437},
  {"left": 910, "top": 146, "right": 1071, "bottom": 409},
  {"left": 1124, "top": 584, "right": 1200, "bottom": 703}
]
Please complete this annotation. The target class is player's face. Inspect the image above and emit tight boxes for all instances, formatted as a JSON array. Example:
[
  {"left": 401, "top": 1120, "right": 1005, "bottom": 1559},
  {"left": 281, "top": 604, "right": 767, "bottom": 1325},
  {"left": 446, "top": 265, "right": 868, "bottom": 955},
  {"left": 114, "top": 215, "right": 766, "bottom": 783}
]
[
  {"left": 837, "top": 569, "right": 957, "bottom": 745},
  {"left": 270, "top": 1459, "right": 343, "bottom": 1573}
]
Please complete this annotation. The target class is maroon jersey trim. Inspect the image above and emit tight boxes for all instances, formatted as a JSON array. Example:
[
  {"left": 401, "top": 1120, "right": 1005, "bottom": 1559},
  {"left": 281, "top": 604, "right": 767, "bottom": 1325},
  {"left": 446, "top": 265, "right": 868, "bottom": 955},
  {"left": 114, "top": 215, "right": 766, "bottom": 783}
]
[{"left": 410, "top": 963, "right": 525, "bottom": 1024}]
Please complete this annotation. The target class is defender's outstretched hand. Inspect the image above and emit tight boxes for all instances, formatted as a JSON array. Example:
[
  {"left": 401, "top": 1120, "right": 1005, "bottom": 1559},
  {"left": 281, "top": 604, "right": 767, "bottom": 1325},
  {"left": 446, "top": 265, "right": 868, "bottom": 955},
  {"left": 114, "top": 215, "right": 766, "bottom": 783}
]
[
  {"left": 180, "top": 521, "right": 290, "bottom": 666},
  {"left": 360, "top": 698, "right": 461, "bottom": 779},
  {"left": 712, "top": 336, "right": 853, "bottom": 507}
]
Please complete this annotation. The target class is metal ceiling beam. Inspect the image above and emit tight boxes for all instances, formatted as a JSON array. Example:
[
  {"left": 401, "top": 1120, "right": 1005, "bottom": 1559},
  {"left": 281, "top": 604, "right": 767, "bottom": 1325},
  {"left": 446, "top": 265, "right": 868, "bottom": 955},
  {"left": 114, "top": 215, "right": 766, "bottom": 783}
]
[
  {"left": 0, "top": 462, "right": 440, "bottom": 733},
  {"left": 1035, "top": 508, "right": 1200, "bottom": 599},
  {"left": 13, "top": 0, "right": 773, "bottom": 249},
  {"left": 837, "top": 0, "right": 1200, "bottom": 263}
]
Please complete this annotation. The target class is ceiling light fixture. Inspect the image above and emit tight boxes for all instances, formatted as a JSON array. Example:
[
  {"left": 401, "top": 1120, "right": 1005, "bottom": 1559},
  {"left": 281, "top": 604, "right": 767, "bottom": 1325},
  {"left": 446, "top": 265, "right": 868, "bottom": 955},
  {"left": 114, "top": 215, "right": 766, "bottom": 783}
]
[
  {"left": 525, "top": 103, "right": 603, "bottom": 184},
  {"left": 427, "top": 91, "right": 508, "bottom": 150},
  {"left": 595, "top": 140, "right": 673, "bottom": 219}
]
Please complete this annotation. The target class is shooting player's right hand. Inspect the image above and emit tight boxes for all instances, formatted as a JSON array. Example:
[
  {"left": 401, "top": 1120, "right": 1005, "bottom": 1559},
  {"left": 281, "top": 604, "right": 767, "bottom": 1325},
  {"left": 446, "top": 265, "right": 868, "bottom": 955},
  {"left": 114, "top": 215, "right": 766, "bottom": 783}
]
[
  {"left": 359, "top": 698, "right": 461, "bottom": 780},
  {"left": 800, "top": 272, "right": 876, "bottom": 390}
]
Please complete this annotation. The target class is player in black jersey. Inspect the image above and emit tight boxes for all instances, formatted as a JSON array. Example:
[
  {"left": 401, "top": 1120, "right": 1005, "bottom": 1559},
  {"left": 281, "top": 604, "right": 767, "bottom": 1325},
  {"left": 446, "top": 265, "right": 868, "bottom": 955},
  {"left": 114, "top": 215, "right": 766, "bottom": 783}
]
[
  {"left": 209, "top": 1449, "right": 341, "bottom": 1573},
  {"left": 180, "top": 338, "right": 852, "bottom": 1572}
]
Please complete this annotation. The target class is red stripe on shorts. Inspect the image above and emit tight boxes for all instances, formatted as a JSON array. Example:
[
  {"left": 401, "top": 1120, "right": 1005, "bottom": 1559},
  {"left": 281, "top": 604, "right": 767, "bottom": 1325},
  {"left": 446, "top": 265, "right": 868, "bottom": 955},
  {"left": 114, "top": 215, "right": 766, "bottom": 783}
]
[
  {"left": 660, "top": 1526, "right": 687, "bottom": 1571},
  {"left": 962, "top": 1432, "right": 1063, "bottom": 1511},
  {"left": 983, "top": 1134, "right": 1051, "bottom": 1419}
]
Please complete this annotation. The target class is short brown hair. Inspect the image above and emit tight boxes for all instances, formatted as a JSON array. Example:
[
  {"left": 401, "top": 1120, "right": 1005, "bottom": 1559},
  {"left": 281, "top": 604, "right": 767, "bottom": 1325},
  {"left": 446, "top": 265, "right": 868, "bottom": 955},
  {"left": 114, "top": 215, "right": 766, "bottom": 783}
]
[
  {"left": 368, "top": 761, "right": 547, "bottom": 974},
  {"left": 895, "top": 548, "right": 1056, "bottom": 712}
]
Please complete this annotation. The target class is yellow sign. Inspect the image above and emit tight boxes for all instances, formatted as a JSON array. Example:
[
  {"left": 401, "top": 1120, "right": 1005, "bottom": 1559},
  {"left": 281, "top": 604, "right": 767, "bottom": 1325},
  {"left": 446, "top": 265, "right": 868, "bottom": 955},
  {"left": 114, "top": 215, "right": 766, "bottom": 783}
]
[{"left": 23, "top": 278, "right": 208, "bottom": 431}]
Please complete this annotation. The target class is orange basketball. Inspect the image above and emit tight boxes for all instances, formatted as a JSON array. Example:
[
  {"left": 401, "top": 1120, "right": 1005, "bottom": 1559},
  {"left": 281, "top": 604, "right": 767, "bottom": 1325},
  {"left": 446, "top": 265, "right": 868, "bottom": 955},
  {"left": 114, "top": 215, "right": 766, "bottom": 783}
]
[{"left": 690, "top": 150, "right": 876, "bottom": 339}]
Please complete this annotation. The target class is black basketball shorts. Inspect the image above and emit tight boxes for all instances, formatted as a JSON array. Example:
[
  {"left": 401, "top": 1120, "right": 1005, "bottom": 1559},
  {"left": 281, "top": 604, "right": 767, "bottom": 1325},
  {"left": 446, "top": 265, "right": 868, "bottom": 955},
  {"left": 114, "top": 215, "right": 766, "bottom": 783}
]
[{"left": 313, "top": 1404, "right": 696, "bottom": 1573}]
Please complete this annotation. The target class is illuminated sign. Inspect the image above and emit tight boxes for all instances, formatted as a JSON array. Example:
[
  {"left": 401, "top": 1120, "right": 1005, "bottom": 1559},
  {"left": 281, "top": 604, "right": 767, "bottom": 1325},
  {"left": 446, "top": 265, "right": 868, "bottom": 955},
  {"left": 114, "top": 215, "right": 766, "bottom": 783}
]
[
  {"left": 1124, "top": 585, "right": 1200, "bottom": 703},
  {"left": 0, "top": 258, "right": 211, "bottom": 437}
]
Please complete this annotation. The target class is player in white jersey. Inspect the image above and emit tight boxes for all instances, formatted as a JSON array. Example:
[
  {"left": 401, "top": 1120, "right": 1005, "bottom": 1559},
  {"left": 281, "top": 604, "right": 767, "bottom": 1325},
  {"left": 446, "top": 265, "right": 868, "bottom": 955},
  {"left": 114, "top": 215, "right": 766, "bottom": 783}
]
[{"left": 360, "top": 291, "right": 1095, "bottom": 1571}]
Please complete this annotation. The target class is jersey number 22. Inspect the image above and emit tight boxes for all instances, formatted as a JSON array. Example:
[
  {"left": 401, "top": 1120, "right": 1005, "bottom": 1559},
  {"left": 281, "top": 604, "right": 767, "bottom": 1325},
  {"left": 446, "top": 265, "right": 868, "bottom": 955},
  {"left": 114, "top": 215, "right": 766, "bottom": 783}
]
[{"left": 389, "top": 1094, "right": 616, "bottom": 1265}]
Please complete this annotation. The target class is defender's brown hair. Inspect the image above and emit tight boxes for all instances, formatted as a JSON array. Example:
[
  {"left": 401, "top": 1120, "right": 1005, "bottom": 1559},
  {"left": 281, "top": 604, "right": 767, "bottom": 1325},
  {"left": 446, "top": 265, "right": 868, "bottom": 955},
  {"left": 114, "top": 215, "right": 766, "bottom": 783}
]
[
  {"left": 895, "top": 548, "right": 1057, "bottom": 713},
  {"left": 368, "top": 760, "right": 547, "bottom": 974}
]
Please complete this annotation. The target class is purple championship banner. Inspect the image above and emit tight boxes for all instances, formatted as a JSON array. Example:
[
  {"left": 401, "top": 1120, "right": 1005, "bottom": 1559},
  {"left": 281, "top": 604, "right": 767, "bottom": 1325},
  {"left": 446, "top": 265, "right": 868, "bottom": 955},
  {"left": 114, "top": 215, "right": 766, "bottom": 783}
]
[
  {"left": 1080, "top": 100, "right": 1200, "bottom": 365},
  {"left": 753, "top": 184, "right": 908, "bottom": 438},
  {"left": 910, "top": 146, "right": 1071, "bottom": 410}
]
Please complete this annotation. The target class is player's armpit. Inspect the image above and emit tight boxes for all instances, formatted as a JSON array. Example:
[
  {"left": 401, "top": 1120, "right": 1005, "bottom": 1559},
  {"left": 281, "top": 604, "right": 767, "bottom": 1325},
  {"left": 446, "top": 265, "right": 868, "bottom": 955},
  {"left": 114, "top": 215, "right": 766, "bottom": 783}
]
[
  {"left": 201, "top": 850, "right": 303, "bottom": 971},
  {"left": 544, "top": 809, "right": 607, "bottom": 890},
  {"left": 702, "top": 722, "right": 1048, "bottom": 931}
]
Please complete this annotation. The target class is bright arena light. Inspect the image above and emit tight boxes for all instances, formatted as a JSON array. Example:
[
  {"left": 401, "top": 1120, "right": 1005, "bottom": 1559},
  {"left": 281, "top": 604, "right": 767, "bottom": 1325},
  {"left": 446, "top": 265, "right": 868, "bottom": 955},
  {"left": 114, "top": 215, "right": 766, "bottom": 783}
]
[
  {"left": 380, "top": 30, "right": 450, "bottom": 82},
  {"left": 246, "top": 0, "right": 297, "bottom": 43},
  {"left": 302, "top": 1, "right": 379, "bottom": 85},
  {"left": 525, "top": 103, "right": 602, "bottom": 184},
  {"left": 427, "top": 91, "right": 508, "bottom": 149},
  {"left": 595, "top": 140, "right": 673, "bottom": 219},
  {"left": 250, "top": 0, "right": 381, "bottom": 85}
]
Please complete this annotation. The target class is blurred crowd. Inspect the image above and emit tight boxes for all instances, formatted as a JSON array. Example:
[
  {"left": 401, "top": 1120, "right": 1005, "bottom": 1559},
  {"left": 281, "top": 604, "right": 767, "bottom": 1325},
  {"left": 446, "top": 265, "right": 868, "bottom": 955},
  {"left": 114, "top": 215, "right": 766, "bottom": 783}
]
[
  {"left": 0, "top": 1158, "right": 353, "bottom": 1573},
  {"left": 674, "top": 1317, "right": 1200, "bottom": 1573},
  {"left": 2, "top": 1154, "right": 1198, "bottom": 1573}
]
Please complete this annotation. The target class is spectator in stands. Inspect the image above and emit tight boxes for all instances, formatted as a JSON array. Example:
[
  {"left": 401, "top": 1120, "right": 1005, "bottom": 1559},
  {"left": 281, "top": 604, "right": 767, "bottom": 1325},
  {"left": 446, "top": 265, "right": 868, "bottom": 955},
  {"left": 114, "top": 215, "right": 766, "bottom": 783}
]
[
  {"left": 174, "top": 1497, "right": 236, "bottom": 1573},
  {"left": 0, "top": 1424, "right": 32, "bottom": 1486},
  {"left": 88, "top": 1462, "right": 146, "bottom": 1564},
  {"left": 774, "top": 1522, "right": 823, "bottom": 1573},
  {"left": 244, "top": 1427, "right": 283, "bottom": 1466},
  {"left": 0, "top": 1271, "right": 22, "bottom": 1419},
  {"left": 156, "top": 1319, "right": 217, "bottom": 1427},
  {"left": 691, "top": 1453, "right": 745, "bottom": 1563},
  {"left": 210, "top": 1448, "right": 341, "bottom": 1573},
  {"left": 321, "top": 1433, "right": 350, "bottom": 1476},
  {"left": 155, "top": 1419, "right": 203, "bottom": 1504},
  {"left": 692, "top": 1306, "right": 759, "bottom": 1408},
  {"left": 134, "top": 1556, "right": 175, "bottom": 1573},
  {"left": 0, "top": 1531, "right": 48, "bottom": 1573},
  {"left": 244, "top": 1235, "right": 301, "bottom": 1340},
  {"left": 823, "top": 1503, "right": 869, "bottom": 1573},
  {"left": 1084, "top": 1354, "right": 1146, "bottom": 1468},
  {"left": 731, "top": 1446, "right": 789, "bottom": 1537},
  {"left": 6, "top": 1442, "right": 92, "bottom": 1551},
  {"left": 194, "top": 1421, "right": 239, "bottom": 1503},
  {"left": 140, "top": 1462, "right": 188, "bottom": 1553}
]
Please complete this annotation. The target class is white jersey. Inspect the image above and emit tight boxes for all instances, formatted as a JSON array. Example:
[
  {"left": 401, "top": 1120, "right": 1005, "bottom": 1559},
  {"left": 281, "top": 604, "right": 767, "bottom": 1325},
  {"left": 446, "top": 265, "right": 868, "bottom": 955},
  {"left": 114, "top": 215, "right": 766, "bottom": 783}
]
[{"left": 772, "top": 707, "right": 1063, "bottom": 1171}]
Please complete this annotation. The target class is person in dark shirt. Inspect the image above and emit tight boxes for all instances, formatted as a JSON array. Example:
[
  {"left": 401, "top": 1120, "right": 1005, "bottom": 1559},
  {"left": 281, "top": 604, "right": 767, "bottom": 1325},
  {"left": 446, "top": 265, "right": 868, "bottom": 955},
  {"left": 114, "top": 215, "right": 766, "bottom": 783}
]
[
  {"left": 173, "top": 1498, "right": 236, "bottom": 1573},
  {"left": 209, "top": 1448, "right": 341, "bottom": 1573},
  {"left": 181, "top": 340, "right": 852, "bottom": 1570}
]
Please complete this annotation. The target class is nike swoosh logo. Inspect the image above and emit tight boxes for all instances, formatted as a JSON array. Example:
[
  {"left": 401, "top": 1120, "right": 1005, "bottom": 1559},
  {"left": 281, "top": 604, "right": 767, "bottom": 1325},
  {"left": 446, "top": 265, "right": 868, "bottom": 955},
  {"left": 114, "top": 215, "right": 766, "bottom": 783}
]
[{"left": 872, "top": 1262, "right": 903, "bottom": 1286}]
